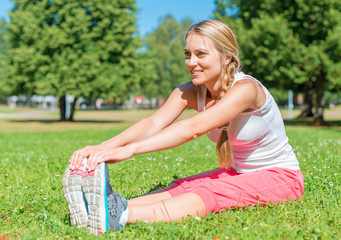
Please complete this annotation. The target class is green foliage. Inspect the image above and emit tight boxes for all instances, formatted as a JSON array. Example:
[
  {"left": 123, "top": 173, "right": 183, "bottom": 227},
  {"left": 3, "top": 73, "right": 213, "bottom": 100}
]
[
  {"left": 144, "top": 15, "right": 192, "bottom": 99},
  {"left": 324, "top": 90, "right": 341, "bottom": 105},
  {"left": 134, "top": 50, "right": 159, "bottom": 98},
  {"left": 214, "top": 0, "right": 341, "bottom": 122},
  {"left": 234, "top": 14, "right": 304, "bottom": 90},
  {"left": 0, "top": 19, "right": 6, "bottom": 54},
  {"left": 0, "top": 19, "right": 8, "bottom": 98},
  {"left": 0, "top": 0, "right": 140, "bottom": 100},
  {"left": 215, "top": 0, "right": 341, "bottom": 87},
  {"left": 268, "top": 88, "right": 291, "bottom": 104},
  {"left": 0, "top": 125, "right": 340, "bottom": 239}
]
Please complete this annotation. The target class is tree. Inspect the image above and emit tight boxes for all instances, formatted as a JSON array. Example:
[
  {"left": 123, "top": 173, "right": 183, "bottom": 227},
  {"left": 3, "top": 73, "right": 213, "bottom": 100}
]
[
  {"left": 0, "top": 19, "right": 8, "bottom": 99},
  {"left": 135, "top": 50, "right": 158, "bottom": 100},
  {"left": 214, "top": 0, "right": 341, "bottom": 125},
  {"left": 144, "top": 15, "right": 192, "bottom": 101},
  {"left": 0, "top": 19, "right": 6, "bottom": 55},
  {"left": 0, "top": 0, "right": 140, "bottom": 121}
]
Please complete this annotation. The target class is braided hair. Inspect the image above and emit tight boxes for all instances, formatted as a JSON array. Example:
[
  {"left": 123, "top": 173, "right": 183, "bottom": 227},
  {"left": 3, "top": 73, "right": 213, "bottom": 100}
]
[{"left": 186, "top": 20, "right": 241, "bottom": 169}]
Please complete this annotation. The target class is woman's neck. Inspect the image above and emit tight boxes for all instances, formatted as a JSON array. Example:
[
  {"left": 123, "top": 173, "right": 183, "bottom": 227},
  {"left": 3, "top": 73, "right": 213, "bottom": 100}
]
[{"left": 205, "top": 85, "right": 220, "bottom": 100}]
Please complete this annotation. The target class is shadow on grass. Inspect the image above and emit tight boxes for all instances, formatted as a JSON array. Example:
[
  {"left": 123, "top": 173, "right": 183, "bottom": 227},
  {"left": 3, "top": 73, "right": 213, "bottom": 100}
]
[
  {"left": 9, "top": 119, "right": 124, "bottom": 124},
  {"left": 284, "top": 118, "right": 341, "bottom": 127}
]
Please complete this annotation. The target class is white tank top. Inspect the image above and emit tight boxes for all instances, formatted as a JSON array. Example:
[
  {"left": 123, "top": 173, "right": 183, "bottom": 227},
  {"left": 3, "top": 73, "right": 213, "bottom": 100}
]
[{"left": 196, "top": 71, "right": 300, "bottom": 173}]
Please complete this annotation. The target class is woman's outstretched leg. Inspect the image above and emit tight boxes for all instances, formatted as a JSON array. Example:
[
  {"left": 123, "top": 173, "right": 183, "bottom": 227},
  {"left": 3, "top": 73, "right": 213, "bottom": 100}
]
[
  {"left": 75, "top": 162, "right": 207, "bottom": 234},
  {"left": 127, "top": 183, "right": 179, "bottom": 206},
  {"left": 128, "top": 191, "right": 172, "bottom": 205},
  {"left": 128, "top": 192, "right": 207, "bottom": 223}
]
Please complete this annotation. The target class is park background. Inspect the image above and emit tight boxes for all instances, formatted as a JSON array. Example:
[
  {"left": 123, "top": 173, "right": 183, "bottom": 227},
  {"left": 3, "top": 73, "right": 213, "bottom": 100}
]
[{"left": 0, "top": 0, "right": 340, "bottom": 239}]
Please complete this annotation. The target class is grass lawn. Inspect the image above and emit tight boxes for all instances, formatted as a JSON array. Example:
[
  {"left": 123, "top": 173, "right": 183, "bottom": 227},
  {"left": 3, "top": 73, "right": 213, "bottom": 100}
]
[{"left": 0, "top": 109, "right": 340, "bottom": 239}]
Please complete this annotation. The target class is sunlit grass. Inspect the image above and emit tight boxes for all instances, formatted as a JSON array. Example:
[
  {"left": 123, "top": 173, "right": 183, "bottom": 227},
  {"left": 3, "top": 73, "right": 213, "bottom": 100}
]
[
  {"left": 0, "top": 106, "right": 37, "bottom": 114},
  {"left": 0, "top": 125, "right": 340, "bottom": 239}
]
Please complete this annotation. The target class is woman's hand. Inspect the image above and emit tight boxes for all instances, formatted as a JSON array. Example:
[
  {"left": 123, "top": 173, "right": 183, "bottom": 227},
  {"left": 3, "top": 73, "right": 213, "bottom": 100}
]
[
  {"left": 69, "top": 145, "right": 103, "bottom": 169},
  {"left": 86, "top": 144, "right": 136, "bottom": 171}
]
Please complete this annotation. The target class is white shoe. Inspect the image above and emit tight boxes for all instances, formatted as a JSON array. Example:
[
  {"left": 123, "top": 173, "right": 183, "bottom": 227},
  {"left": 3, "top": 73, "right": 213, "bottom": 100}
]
[
  {"left": 62, "top": 158, "right": 89, "bottom": 228},
  {"left": 82, "top": 162, "right": 127, "bottom": 235}
]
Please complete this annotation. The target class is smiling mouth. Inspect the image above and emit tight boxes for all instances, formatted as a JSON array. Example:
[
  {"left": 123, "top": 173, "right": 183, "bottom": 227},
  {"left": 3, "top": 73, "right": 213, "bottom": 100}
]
[{"left": 191, "top": 70, "right": 202, "bottom": 75}]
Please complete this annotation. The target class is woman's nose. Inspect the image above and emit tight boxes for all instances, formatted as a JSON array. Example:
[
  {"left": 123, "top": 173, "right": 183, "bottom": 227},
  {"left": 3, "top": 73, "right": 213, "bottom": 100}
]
[{"left": 187, "top": 55, "right": 198, "bottom": 67}]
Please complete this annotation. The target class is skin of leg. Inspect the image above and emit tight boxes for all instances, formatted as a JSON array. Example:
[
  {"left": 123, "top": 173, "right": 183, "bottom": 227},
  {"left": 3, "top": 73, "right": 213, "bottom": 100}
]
[{"left": 127, "top": 192, "right": 207, "bottom": 223}]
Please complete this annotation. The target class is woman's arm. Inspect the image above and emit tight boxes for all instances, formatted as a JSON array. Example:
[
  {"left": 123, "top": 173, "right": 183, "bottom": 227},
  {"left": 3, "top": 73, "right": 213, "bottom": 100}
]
[
  {"left": 130, "top": 80, "right": 261, "bottom": 154},
  {"left": 86, "top": 79, "right": 263, "bottom": 170},
  {"left": 70, "top": 82, "right": 197, "bottom": 169},
  {"left": 101, "top": 83, "right": 197, "bottom": 148}
]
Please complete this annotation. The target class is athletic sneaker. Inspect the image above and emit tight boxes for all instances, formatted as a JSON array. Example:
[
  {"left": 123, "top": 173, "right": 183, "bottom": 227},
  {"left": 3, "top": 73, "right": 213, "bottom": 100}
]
[
  {"left": 82, "top": 162, "right": 127, "bottom": 235},
  {"left": 62, "top": 158, "right": 89, "bottom": 228}
]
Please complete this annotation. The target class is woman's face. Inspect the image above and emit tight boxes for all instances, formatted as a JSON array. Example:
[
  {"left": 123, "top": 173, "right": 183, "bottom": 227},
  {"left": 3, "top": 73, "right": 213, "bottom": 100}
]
[{"left": 184, "top": 33, "right": 224, "bottom": 90}]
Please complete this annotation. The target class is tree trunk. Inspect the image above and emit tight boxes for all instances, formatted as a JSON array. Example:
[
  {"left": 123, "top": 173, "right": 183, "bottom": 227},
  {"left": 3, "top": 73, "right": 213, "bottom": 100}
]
[
  {"left": 25, "top": 93, "right": 32, "bottom": 108},
  {"left": 113, "top": 97, "right": 117, "bottom": 109},
  {"left": 69, "top": 97, "right": 78, "bottom": 121},
  {"left": 59, "top": 95, "right": 77, "bottom": 121},
  {"left": 59, "top": 96, "right": 66, "bottom": 121},
  {"left": 297, "top": 81, "right": 314, "bottom": 118},
  {"left": 313, "top": 70, "right": 327, "bottom": 126}
]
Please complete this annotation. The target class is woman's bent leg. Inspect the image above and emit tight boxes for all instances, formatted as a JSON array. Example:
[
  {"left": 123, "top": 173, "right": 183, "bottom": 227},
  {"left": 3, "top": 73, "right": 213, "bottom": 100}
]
[
  {"left": 128, "top": 192, "right": 206, "bottom": 223},
  {"left": 186, "top": 167, "right": 304, "bottom": 213},
  {"left": 128, "top": 168, "right": 236, "bottom": 206},
  {"left": 134, "top": 167, "right": 304, "bottom": 214}
]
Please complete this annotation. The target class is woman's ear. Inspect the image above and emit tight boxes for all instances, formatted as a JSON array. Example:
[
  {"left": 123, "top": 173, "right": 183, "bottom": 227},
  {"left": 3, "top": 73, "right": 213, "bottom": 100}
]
[{"left": 224, "top": 56, "right": 232, "bottom": 65}]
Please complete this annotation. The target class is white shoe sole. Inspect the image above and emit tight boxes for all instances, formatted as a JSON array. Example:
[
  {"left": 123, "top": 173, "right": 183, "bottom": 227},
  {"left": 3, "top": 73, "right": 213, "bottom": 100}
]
[
  {"left": 62, "top": 165, "right": 88, "bottom": 228},
  {"left": 82, "top": 162, "right": 108, "bottom": 235}
]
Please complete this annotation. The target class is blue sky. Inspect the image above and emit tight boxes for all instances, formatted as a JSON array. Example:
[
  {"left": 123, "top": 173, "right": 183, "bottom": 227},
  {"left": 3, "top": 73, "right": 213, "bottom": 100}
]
[{"left": 0, "top": 0, "right": 216, "bottom": 36}]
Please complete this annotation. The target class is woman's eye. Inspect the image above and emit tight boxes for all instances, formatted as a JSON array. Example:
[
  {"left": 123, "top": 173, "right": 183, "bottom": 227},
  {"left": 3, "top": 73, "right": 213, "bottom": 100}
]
[
  {"left": 198, "top": 52, "right": 206, "bottom": 57},
  {"left": 184, "top": 52, "right": 191, "bottom": 59}
]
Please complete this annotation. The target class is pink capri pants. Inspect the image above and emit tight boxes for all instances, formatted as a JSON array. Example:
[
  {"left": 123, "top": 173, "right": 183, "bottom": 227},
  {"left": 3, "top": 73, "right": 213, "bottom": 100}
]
[{"left": 164, "top": 167, "right": 304, "bottom": 214}]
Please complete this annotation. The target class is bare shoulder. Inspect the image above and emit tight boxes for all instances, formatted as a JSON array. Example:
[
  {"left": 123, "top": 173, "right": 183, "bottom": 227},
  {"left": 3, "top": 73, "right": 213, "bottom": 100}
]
[
  {"left": 175, "top": 81, "right": 197, "bottom": 109},
  {"left": 232, "top": 78, "right": 259, "bottom": 89},
  {"left": 178, "top": 81, "right": 196, "bottom": 93},
  {"left": 149, "top": 81, "right": 197, "bottom": 125},
  {"left": 230, "top": 78, "right": 266, "bottom": 110}
]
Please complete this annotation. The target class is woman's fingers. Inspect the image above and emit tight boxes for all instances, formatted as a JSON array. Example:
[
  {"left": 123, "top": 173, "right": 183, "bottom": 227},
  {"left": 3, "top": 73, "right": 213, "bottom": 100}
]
[
  {"left": 69, "top": 146, "right": 96, "bottom": 169},
  {"left": 71, "top": 151, "right": 83, "bottom": 169},
  {"left": 84, "top": 146, "right": 135, "bottom": 171},
  {"left": 87, "top": 151, "right": 107, "bottom": 171},
  {"left": 87, "top": 150, "right": 119, "bottom": 171},
  {"left": 69, "top": 151, "right": 79, "bottom": 169}
]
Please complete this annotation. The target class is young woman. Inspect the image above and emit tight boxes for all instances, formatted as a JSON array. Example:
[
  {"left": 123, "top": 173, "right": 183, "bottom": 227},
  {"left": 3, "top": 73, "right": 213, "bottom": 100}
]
[{"left": 63, "top": 20, "right": 304, "bottom": 235}]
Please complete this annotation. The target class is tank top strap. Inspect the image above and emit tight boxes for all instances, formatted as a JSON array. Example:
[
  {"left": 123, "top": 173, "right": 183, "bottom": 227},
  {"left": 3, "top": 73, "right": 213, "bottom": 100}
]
[
  {"left": 196, "top": 85, "right": 207, "bottom": 112},
  {"left": 232, "top": 71, "right": 272, "bottom": 114},
  {"left": 232, "top": 71, "right": 263, "bottom": 88},
  {"left": 231, "top": 71, "right": 251, "bottom": 87}
]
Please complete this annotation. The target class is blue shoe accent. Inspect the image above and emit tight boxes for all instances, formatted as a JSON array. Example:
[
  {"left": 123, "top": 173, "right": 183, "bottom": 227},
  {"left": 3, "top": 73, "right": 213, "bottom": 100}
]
[
  {"left": 82, "top": 162, "right": 127, "bottom": 235},
  {"left": 104, "top": 163, "right": 109, "bottom": 232}
]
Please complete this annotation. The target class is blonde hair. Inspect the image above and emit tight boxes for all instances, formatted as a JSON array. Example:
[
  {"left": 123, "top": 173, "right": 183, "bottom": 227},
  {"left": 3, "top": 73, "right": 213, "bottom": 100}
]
[{"left": 185, "top": 20, "right": 241, "bottom": 169}]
